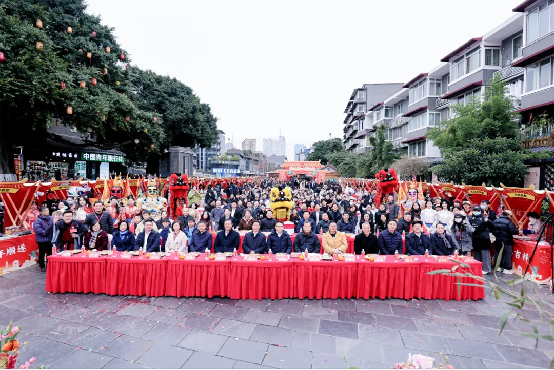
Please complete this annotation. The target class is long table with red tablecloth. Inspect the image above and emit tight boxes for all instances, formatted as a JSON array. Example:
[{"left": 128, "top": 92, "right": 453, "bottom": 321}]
[{"left": 46, "top": 252, "right": 485, "bottom": 301}]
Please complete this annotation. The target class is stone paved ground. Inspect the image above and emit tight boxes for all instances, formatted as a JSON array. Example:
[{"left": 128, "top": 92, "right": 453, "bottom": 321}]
[{"left": 2, "top": 266, "right": 554, "bottom": 369}]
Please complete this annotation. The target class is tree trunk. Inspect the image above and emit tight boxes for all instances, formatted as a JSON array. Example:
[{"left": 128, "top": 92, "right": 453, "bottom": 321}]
[
  {"left": 0, "top": 103, "right": 15, "bottom": 176},
  {"left": 146, "top": 154, "right": 160, "bottom": 176}
]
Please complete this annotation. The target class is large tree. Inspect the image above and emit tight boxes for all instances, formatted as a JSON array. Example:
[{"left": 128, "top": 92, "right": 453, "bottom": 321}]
[
  {"left": 0, "top": 0, "right": 217, "bottom": 174},
  {"left": 426, "top": 76, "right": 539, "bottom": 187},
  {"left": 306, "top": 138, "right": 344, "bottom": 165},
  {"left": 357, "top": 125, "right": 398, "bottom": 178}
]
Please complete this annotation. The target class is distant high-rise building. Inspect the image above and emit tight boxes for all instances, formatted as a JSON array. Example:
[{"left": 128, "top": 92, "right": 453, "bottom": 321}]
[
  {"left": 263, "top": 136, "right": 286, "bottom": 157},
  {"left": 242, "top": 139, "right": 256, "bottom": 152},
  {"left": 294, "top": 144, "right": 305, "bottom": 157},
  {"left": 225, "top": 142, "right": 233, "bottom": 153},
  {"left": 195, "top": 129, "right": 225, "bottom": 173}
]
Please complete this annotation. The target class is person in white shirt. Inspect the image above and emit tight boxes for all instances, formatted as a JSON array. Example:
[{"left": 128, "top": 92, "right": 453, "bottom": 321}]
[{"left": 165, "top": 220, "right": 187, "bottom": 254}]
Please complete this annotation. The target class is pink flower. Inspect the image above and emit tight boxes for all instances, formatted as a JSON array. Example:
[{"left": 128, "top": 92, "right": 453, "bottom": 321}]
[
  {"left": 411, "top": 355, "right": 435, "bottom": 370},
  {"left": 446, "top": 365, "right": 454, "bottom": 369},
  {"left": 7, "top": 354, "right": 17, "bottom": 369}
]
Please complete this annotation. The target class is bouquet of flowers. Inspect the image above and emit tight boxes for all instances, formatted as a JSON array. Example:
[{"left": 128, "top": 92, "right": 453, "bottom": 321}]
[
  {"left": 0, "top": 322, "right": 36, "bottom": 369},
  {"left": 394, "top": 354, "right": 453, "bottom": 369}
]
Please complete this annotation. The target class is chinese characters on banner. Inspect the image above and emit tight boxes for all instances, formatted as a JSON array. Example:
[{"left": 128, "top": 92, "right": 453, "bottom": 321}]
[
  {"left": 13, "top": 155, "right": 22, "bottom": 181},
  {"left": 81, "top": 153, "right": 125, "bottom": 163},
  {"left": 513, "top": 239, "right": 551, "bottom": 285},
  {"left": 0, "top": 234, "right": 38, "bottom": 273}
]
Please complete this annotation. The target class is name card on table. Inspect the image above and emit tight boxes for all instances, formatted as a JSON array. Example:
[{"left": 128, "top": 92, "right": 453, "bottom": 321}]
[
  {"left": 149, "top": 252, "right": 160, "bottom": 260},
  {"left": 243, "top": 255, "right": 259, "bottom": 261},
  {"left": 60, "top": 251, "right": 72, "bottom": 257},
  {"left": 215, "top": 253, "right": 226, "bottom": 261},
  {"left": 345, "top": 255, "right": 355, "bottom": 262},
  {"left": 374, "top": 256, "right": 387, "bottom": 262},
  {"left": 308, "top": 254, "right": 322, "bottom": 261},
  {"left": 185, "top": 254, "right": 197, "bottom": 260},
  {"left": 276, "top": 256, "right": 289, "bottom": 261},
  {"left": 437, "top": 256, "right": 449, "bottom": 262},
  {"left": 88, "top": 252, "right": 100, "bottom": 258},
  {"left": 121, "top": 253, "right": 132, "bottom": 259}
]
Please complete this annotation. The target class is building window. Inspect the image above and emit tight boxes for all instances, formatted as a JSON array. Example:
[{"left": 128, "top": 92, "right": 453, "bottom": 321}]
[
  {"left": 450, "top": 56, "right": 465, "bottom": 81},
  {"left": 512, "top": 35, "right": 523, "bottom": 59},
  {"left": 429, "top": 112, "right": 441, "bottom": 126},
  {"left": 466, "top": 47, "right": 481, "bottom": 73},
  {"left": 357, "top": 90, "right": 365, "bottom": 99},
  {"left": 484, "top": 48, "right": 500, "bottom": 66},
  {"left": 526, "top": 1, "right": 554, "bottom": 44},
  {"left": 526, "top": 56, "right": 553, "bottom": 92},
  {"left": 385, "top": 107, "right": 394, "bottom": 118},
  {"left": 357, "top": 104, "right": 365, "bottom": 112},
  {"left": 396, "top": 103, "right": 403, "bottom": 116},
  {"left": 408, "top": 141, "right": 426, "bottom": 157},
  {"left": 409, "top": 80, "right": 427, "bottom": 105},
  {"left": 408, "top": 112, "right": 426, "bottom": 132},
  {"left": 429, "top": 78, "right": 442, "bottom": 96}
]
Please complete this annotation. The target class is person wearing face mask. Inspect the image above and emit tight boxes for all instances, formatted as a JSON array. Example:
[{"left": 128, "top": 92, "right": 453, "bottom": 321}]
[
  {"left": 467, "top": 205, "right": 494, "bottom": 274},
  {"left": 522, "top": 212, "right": 543, "bottom": 235},
  {"left": 450, "top": 213, "right": 474, "bottom": 256},
  {"left": 480, "top": 200, "right": 497, "bottom": 222}
]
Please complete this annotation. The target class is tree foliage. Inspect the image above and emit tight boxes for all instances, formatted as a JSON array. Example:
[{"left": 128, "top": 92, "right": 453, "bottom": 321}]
[
  {"left": 426, "top": 75, "right": 537, "bottom": 187},
  {"left": 306, "top": 138, "right": 344, "bottom": 165},
  {"left": 391, "top": 155, "right": 431, "bottom": 180},
  {"left": 0, "top": 0, "right": 218, "bottom": 173}
]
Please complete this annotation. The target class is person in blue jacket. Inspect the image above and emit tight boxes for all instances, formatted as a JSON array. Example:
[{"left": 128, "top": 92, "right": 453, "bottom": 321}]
[
  {"left": 405, "top": 221, "right": 430, "bottom": 255},
  {"left": 242, "top": 220, "right": 267, "bottom": 254},
  {"left": 293, "top": 222, "right": 321, "bottom": 253},
  {"left": 266, "top": 221, "right": 292, "bottom": 254},
  {"left": 337, "top": 213, "right": 354, "bottom": 233},
  {"left": 214, "top": 219, "right": 240, "bottom": 253},
  {"left": 189, "top": 221, "right": 213, "bottom": 252},
  {"left": 296, "top": 211, "right": 316, "bottom": 233},
  {"left": 111, "top": 220, "right": 136, "bottom": 252},
  {"left": 158, "top": 218, "right": 171, "bottom": 250},
  {"left": 33, "top": 206, "right": 54, "bottom": 272},
  {"left": 135, "top": 220, "right": 162, "bottom": 252},
  {"left": 377, "top": 219, "right": 403, "bottom": 255}
]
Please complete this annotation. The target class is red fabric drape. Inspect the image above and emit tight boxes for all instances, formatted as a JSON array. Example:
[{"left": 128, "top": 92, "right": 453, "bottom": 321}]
[
  {"left": 46, "top": 255, "right": 107, "bottom": 294},
  {"left": 228, "top": 259, "right": 294, "bottom": 300},
  {"left": 166, "top": 257, "right": 230, "bottom": 298},
  {"left": 105, "top": 256, "right": 167, "bottom": 297},
  {"left": 356, "top": 256, "right": 420, "bottom": 299},
  {"left": 419, "top": 260, "right": 485, "bottom": 300}
]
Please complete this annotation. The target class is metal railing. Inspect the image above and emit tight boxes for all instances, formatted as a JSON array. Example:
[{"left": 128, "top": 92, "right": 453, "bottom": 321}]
[
  {"left": 496, "top": 65, "right": 524, "bottom": 81},
  {"left": 520, "top": 121, "right": 554, "bottom": 148},
  {"left": 436, "top": 98, "right": 450, "bottom": 109}
]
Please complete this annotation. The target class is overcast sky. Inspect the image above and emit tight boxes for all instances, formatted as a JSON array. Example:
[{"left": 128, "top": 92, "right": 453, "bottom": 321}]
[{"left": 86, "top": 0, "right": 518, "bottom": 159}]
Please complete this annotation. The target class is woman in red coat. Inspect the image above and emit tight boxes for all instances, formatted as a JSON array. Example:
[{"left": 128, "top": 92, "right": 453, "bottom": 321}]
[{"left": 84, "top": 221, "right": 109, "bottom": 251}]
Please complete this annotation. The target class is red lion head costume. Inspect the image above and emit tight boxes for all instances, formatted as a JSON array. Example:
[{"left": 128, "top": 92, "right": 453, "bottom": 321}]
[
  {"left": 168, "top": 173, "right": 190, "bottom": 219},
  {"left": 375, "top": 168, "right": 399, "bottom": 206}
]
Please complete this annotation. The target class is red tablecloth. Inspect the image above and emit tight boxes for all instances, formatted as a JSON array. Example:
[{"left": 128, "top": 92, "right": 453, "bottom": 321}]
[
  {"left": 46, "top": 254, "right": 107, "bottom": 294},
  {"left": 0, "top": 233, "right": 38, "bottom": 271},
  {"left": 294, "top": 259, "right": 358, "bottom": 299},
  {"left": 228, "top": 257, "right": 294, "bottom": 300},
  {"left": 356, "top": 256, "right": 420, "bottom": 300},
  {"left": 419, "top": 258, "right": 485, "bottom": 301},
  {"left": 166, "top": 255, "right": 230, "bottom": 298},
  {"left": 105, "top": 253, "right": 167, "bottom": 297},
  {"left": 513, "top": 238, "right": 552, "bottom": 285}
]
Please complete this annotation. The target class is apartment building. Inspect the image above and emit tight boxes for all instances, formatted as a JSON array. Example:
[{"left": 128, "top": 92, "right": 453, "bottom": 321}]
[
  {"left": 512, "top": 0, "right": 554, "bottom": 124},
  {"left": 242, "top": 139, "right": 256, "bottom": 152},
  {"left": 343, "top": 83, "right": 403, "bottom": 153}
]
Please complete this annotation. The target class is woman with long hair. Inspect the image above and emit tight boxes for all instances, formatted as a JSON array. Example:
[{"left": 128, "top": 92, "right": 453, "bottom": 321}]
[
  {"left": 111, "top": 220, "right": 135, "bottom": 252},
  {"left": 74, "top": 196, "right": 92, "bottom": 222},
  {"left": 106, "top": 196, "right": 121, "bottom": 228},
  {"left": 84, "top": 221, "right": 109, "bottom": 251},
  {"left": 201, "top": 211, "right": 214, "bottom": 232},
  {"left": 24, "top": 201, "right": 40, "bottom": 230}
]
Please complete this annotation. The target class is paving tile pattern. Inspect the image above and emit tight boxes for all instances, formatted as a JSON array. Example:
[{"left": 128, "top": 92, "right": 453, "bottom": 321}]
[{"left": 2, "top": 266, "right": 554, "bottom": 368}]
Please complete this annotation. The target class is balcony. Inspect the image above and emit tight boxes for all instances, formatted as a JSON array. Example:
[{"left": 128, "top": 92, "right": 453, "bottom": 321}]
[
  {"left": 520, "top": 121, "right": 554, "bottom": 149},
  {"left": 436, "top": 98, "right": 451, "bottom": 110},
  {"left": 353, "top": 96, "right": 365, "bottom": 105},
  {"left": 495, "top": 65, "right": 524, "bottom": 82},
  {"left": 353, "top": 111, "right": 365, "bottom": 118},
  {"left": 343, "top": 112, "right": 353, "bottom": 124}
]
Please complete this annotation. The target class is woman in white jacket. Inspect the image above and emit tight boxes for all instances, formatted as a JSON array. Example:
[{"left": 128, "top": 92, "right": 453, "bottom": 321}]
[{"left": 165, "top": 221, "right": 188, "bottom": 254}]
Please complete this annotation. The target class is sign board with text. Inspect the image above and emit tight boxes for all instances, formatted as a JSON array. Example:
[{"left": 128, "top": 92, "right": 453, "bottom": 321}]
[{"left": 81, "top": 153, "right": 125, "bottom": 163}]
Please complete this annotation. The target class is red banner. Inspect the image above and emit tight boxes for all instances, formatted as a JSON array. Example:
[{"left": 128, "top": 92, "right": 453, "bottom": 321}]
[
  {"left": 496, "top": 187, "right": 545, "bottom": 228},
  {"left": 513, "top": 240, "right": 551, "bottom": 285},
  {"left": 461, "top": 185, "right": 497, "bottom": 207},
  {"left": 0, "top": 234, "right": 38, "bottom": 273},
  {"left": 0, "top": 181, "right": 39, "bottom": 230}
]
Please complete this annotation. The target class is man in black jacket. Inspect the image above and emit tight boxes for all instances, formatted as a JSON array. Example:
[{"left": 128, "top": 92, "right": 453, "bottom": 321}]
[
  {"left": 468, "top": 205, "right": 494, "bottom": 274},
  {"left": 354, "top": 222, "right": 378, "bottom": 255},
  {"left": 377, "top": 220, "right": 403, "bottom": 255},
  {"left": 242, "top": 220, "right": 267, "bottom": 254},
  {"left": 492, "top": 211, "right": 519, "bottom": 275},
  {"left": 480, "top": 200, "right": 497, "bottom": 222},
  {"left": 260, "top": 210, "right": 277, "bottom": 232},
  {"left": 214, "top": 219, "right": 240, "bottom": 253},
  {"left": 310, "top": 204, "right": 323, "bottom": 225},
  {"left": 317, "top": 213, "right": 331, "bottom": 234},
  {"left": 405, "top": 221, "right": 430, "bottom": 255},
  {"left": 293, "top": 223, "right": 321, "bottom": 253},
  {"left": 84, "top": 201, "right": 113, "bottom": 234},
  {"left": 55, "top": 210, "right": 86, "bottom": 251},
  {"left": 396, "top": 213, "right": 412, "bottom": 235}
]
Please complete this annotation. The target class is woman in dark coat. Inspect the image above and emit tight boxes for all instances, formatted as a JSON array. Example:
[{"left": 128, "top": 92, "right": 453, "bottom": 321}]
[
  {"left": 111, "top": 220, "right": 136, "bottom": 252},
  {"left": 84, "top": 221, "right": 109, "bottom": 251}
]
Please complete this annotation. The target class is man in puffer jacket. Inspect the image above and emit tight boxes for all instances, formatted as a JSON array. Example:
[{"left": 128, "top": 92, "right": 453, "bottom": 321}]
[
  {"left": 492, "top": 211, "right": 519, "bottom": 275},
  {"left": 293, "top": 223, "right": 321, "bottom": 253},
  {"left": 33, "top": 206, "right": 54, "bottom": 272},
  {"left": 266, "top": 221, "right": 292, "bottom": 254}
]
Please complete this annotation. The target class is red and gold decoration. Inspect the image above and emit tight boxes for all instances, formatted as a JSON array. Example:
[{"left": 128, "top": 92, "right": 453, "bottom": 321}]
[
  {"left": 79, "top": 80, "right": 86, "bottom": 88},
  {"left": 91, "top": 78, "right": 97, "bottom": 86}
]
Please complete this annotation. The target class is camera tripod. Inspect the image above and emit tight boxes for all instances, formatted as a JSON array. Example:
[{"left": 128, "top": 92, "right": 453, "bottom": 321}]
[{"left": 523, "top": 213, "right": 554, "bottom": 293}]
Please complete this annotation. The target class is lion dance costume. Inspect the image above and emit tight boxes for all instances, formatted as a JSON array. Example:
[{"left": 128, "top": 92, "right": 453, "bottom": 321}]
[
  {"left": 167, "top": 173, "right": 190, "bottom": 219},
  {"left": 374, "top": 168, "right": 399, "bottom": 206},
  {"left": 269, "top": 187, "right": 294, "bottom": 222}
]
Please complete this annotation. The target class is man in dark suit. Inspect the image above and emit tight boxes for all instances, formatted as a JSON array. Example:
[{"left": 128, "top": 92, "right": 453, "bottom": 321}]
[
  {"left": 354, "top": 222, "right": 378, "bottom": 255},
  {"left": 310, "top": 204, "right": 323, "bottom": 226},
  {"left": 229, "top": 201, "right": 242, "bottom": 228},
  {"left": 214, "top": 219, "right": 240, "bottom": 253},
  {"left": 242, "top": 220, "right": 267, "bottom": 254},
  {"left": 405, "top": 221, "right": 430, "bottom": 255},
  {"left": 135, "top": 220, "right": 162, "bottom": 252}
]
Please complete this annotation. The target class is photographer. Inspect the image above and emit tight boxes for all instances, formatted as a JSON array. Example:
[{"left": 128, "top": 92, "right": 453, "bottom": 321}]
[{"left": 492, "top": 210, "right": 519, "bottom": 275}]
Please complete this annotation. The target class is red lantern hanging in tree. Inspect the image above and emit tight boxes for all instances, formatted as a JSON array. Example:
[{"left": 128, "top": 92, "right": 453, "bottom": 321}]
[
  {"left": 125, "top": 64, "right": 129, "bottom": 69},
  {"left": 120, "top": 53, "right": 125, "bottom": 60},
  {"left": 92, "top": 31, "right": 97, "bottom": 37},
  {"left": 0, "top": 52, "right": 5, "bottom": 63},
  {"left": 36, "top": 19, "right": 43, "bottom": 28},
  {"left": 115, "top": 80, "right": 120, "bottom": 86},
  {"left": 80, "top": 80, "right": 86, "bottom": 88},
  {"left": 125, "top": 117, "right": 130, "bottom": 122},
  {"left": 36, "top": 42, "right": 43, "bottom": 50},
  {"left": 67, "top": 107, "right": 73, "bottom": 115},
  {"left": 91, "top": 78, "right": 97, "bottom": 86},
  {"left": 86, "top": 51, "right": 92, "bottom": 59},
  {"left": 67, "top": 26, "right": 72, "bottom": 34},
  {"left": 103, "top": 68, "right": 108, "bottom": 75},
  {"left": 153, "top": 117, "right": 157, "bottom": 122},
  {"left": 60, "top": 81, "right": 66, "bottom": 90},
  {"left": 105, "top": 46, "right": 110, "bottom": 53},
  {"left": 150, "top": 144, "right": 155, "bottom": 149}
]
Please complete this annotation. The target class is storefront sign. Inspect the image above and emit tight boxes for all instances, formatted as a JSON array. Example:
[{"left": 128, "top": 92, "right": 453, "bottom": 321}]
[
  {"left": 13, "top": 155, "right": 22, "bottom": 181},
  {"left": 81, "top": 153, "right": 125, "bottom": 163},
  {"left": 212, "top": 168, "right": 240, "bottom": 174}
]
